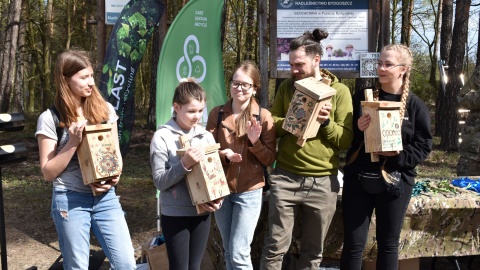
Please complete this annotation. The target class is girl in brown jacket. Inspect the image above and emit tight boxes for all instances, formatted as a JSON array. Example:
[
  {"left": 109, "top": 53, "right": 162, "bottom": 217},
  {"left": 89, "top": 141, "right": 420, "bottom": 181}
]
[{"left": 206, "top": 61, "right": 276, "bottom": 269}]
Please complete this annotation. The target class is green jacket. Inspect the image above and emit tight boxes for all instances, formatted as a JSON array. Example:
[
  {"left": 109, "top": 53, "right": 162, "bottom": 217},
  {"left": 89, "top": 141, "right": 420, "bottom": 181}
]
[{"left": 271, "top": 69, "right": 353, "bottom": 176}]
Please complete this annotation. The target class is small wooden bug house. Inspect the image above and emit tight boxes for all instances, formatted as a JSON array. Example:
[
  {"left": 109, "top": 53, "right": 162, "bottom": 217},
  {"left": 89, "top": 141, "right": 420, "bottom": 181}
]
[
  {"left": 283, "top": 77, "right": 337, "bottom": 146},
  {"left": 177, "top": 136, "right": 230, "bottom": 213},
  {"left": 77, "top": 123, "right": 121, "bottom": 186},
  {"left": 361, "top": 89, "right": 403, "bottom": 162}
]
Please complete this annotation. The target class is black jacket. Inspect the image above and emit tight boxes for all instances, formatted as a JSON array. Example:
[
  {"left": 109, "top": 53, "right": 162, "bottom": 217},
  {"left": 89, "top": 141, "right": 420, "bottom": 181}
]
[{"left": 344, "top": 89, "right": 433, "bottom": 186}]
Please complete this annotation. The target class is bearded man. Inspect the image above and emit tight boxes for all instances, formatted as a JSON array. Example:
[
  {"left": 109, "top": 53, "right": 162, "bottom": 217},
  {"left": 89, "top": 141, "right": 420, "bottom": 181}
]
[{"left": 260, "top": 28, "right": 353, "bottom": 270}]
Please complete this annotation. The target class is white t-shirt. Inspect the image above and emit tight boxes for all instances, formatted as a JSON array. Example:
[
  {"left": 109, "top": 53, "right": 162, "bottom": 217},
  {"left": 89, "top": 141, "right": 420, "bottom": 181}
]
[{"left": 35, "top": 103, "right": 118, "bottom": 193}]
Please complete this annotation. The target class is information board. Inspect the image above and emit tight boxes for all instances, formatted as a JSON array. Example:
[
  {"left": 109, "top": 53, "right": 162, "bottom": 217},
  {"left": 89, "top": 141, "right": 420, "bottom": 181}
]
[
  {"left": 276, "top": 0, "right": 369, "bottom": 73},
  {"left": 105, "top": 0, "right": 130, "bottom": 25}
]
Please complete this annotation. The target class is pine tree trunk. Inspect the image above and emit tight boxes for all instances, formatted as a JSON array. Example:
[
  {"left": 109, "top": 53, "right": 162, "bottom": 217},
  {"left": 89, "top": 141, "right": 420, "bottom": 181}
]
[
  {"left": 400, "top": 0, "right": 414, "bottom": 46},
  {"left": 391, "top": 0, "right": 400, "bottom": 44},
  {"left": 0, "top": 0, "right": 22, "bottom": 112},
  {"left": 243, "top": 0, "right": 255, "bottom": 60},
  {"left": 147, "top": 6, "right": 167, "bottom": 130},
  {"left": 96, "top": 0, "right": 106, "bottom": 77},
  {"left": 476, "top": 10, "right": 480, "bottom": 68},
  {"left": 16, "top": 0, "right": 27, "bottom": 112},
  {"left": 41, "top": 0, "right": 54, "bottom": 110},
  {"left": 440, "top": 0, "right": 471, "bottom": 150},
  {"left": 25, "top": 1, "right": 37, "bottom": 113},
  {"left": 66, "top": 0, "right": 71, "bottom": 49},
  {"left": 436, "top": 0, "right": 453, "bottom": 137},
  {"left": 429, "top": 0, "right": 442, "bottom": 92}
]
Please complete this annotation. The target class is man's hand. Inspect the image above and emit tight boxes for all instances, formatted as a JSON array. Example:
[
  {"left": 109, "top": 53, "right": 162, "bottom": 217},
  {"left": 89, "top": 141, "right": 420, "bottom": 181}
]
[{"left": 317, "top": 101, "right": 332, "bottom": 124}]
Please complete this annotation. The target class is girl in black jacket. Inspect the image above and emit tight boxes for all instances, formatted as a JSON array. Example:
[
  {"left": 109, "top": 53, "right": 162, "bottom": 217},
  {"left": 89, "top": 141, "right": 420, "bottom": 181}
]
[{"left": 340, "top": 44, "right": 433, "bottom": 270}]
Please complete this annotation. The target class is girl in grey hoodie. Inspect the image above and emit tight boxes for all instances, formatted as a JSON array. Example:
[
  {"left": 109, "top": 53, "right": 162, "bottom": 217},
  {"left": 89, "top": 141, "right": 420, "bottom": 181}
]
[{"left": 150, "top": 79, "right": 222, "bottom": 270}]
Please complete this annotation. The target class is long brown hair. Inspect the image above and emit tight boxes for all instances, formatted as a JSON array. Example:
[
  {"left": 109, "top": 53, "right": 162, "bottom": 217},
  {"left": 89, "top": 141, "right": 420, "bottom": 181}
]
[
  {"left": 230, "top": 60, "right": 261, "bottom": 137},
  {"left": 54, "top": 49, "right": 109, "bottom": 126}
]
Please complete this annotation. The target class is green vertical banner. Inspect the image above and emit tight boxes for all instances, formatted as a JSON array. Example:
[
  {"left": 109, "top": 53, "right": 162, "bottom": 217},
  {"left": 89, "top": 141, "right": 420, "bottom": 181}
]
[
  {"left": 156, "top": 0, "right": 226, "bottom": 128},
  {"left": 99, "top": 0, "right": 165, "bottom": 156}
]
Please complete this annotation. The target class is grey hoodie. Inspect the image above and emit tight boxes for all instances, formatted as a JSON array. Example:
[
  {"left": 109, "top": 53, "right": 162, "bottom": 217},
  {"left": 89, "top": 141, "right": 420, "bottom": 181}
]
[{"left": 150, "top": 118, "right": 216, "bottom": 216}]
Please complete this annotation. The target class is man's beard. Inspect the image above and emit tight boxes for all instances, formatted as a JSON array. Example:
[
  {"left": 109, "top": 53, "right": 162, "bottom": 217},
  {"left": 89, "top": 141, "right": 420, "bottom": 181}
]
[{"left": 291, "top": 68, "right": 316, "bottom": 82}]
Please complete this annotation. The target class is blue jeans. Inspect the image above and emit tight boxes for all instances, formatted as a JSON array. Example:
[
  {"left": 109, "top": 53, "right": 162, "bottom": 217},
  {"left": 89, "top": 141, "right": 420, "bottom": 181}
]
[
  {"left": 215, "top": 188, "right": 262, "bottom": 270},
  {"left": 51, "top": 187, "right": 136, "bottom": 270}
]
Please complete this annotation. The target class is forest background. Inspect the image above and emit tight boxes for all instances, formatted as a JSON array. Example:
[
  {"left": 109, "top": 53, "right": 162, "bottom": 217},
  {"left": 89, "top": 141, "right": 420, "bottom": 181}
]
[
  {"left": 0, "top": 0, "right": 479, "bottom": 269},
  {"left": 1, "top": 0, "right": 480, "bottom": 149}
]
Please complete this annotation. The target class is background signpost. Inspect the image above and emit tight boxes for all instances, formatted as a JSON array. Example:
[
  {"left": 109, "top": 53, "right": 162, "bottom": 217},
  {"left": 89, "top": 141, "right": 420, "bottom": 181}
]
[{"left": 105, "top": 0, "right": 129, "bottom": 25}]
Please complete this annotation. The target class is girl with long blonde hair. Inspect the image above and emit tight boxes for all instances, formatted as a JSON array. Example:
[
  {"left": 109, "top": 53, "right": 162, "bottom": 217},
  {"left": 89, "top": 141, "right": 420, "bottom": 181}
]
[{"left": 341, "top": 44, "right": 433, "bottom": 270}]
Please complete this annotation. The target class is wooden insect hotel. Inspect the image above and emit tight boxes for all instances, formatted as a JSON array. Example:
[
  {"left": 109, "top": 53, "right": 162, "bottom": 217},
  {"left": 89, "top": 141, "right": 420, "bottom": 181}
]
[
  {"left": 283, "top": 77, "right": 337, "bottom": 146},
  {"left": 177, "top": 136, "right": 230, "bottom": 213},
  {"left": 77, "top": 123, "right": 121, "bottom": 186},
  {"left": 361, "top": 89, "right": 403, "bottom": 162}
]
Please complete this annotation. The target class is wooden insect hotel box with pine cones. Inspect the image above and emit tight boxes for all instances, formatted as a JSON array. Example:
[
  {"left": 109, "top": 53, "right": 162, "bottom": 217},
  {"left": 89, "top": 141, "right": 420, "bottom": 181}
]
[
  {"left": 361, "top": 89, "right": 403, "bottom": 161},
  {"left": 283, "top": 77, "right": 337, "bottom": 147},
  {"left": 177, "top": 136, "right": 230, "bottom": 212},
  {"left": 77, "top": 123, "right": 121, "bottom": 185}
]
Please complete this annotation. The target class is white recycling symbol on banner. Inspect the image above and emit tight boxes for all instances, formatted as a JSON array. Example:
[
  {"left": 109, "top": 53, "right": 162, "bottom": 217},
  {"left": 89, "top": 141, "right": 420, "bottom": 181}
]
[{"left": 176, "top": 35, "right": 206, "bottom": 82}]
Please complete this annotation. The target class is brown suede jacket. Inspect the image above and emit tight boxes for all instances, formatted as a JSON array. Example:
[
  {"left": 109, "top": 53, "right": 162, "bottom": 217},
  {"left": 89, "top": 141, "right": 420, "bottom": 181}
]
[{"left": 206, "top": 99, "right": 277, "bottom": 193}]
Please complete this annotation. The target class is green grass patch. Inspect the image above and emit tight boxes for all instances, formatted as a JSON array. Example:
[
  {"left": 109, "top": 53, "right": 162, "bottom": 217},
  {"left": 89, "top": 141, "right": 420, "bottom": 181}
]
[{"left": 416, "top": 137, "right": 460, "bottom": 180}]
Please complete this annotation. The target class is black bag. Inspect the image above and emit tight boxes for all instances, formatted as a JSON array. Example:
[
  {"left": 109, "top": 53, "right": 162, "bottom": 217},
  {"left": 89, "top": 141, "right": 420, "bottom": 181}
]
[
  {"left": 49, "top": 105, "right": 65, "bottom": 142},
  {"left": 358, "top": 171, "right": 386, "bottom": 194},
  {"left": 358, "top": 169, "right": 404, "bottom": 198},
  {"left": 381, "top": 166, "right": 403, "bottom": 198}
]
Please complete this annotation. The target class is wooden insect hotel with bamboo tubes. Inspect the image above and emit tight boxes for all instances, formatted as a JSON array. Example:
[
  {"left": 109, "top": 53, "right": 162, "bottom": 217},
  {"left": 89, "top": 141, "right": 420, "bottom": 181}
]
[
  {"left": 177, "top": 135, "right": 230, "bottom": 213},
  {"left": 361, "top": 89, "right": 403, "bottom": 162},
  {"left": 77, "top": 123, "right": 122, "bottom": 185},
  {"left": 282, "top": 77, "right": 337, "bottom": 147}
]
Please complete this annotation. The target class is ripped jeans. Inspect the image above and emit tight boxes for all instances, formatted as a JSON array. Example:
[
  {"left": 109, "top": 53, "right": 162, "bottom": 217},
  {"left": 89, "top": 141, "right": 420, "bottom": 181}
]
[{"left": 51, "top": 186, "right": 136, "bottom": 270}]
